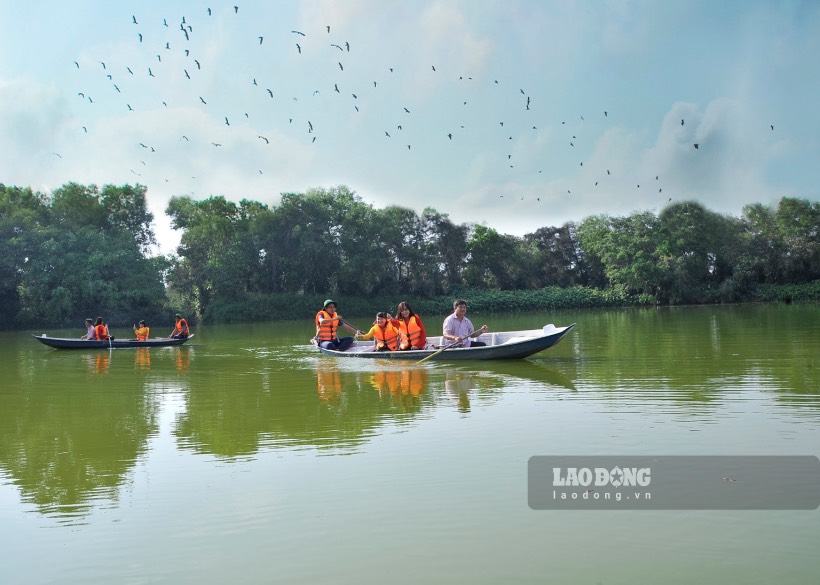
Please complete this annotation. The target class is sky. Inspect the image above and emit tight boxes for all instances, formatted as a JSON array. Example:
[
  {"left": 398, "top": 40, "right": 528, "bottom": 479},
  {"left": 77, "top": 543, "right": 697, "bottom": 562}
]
[{"left": 1, "top": 0, "right": 818, "bottom": 254}]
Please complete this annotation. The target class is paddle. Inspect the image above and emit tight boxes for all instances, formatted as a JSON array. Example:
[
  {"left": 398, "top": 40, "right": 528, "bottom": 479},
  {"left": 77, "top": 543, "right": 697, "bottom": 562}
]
[{"left": 417, "top": 340, "right": 461, "bottom": 364}]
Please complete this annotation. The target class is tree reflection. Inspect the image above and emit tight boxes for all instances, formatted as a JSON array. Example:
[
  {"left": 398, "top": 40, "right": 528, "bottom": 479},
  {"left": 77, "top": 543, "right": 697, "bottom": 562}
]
[{"left": 0, "top": 351, "right": 159, "bottom": 522}]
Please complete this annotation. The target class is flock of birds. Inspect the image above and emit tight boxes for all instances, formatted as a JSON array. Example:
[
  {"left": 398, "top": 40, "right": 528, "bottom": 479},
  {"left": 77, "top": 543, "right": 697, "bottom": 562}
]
[{"left": 63, "top": 5, "right": 778, "bottom": 208}]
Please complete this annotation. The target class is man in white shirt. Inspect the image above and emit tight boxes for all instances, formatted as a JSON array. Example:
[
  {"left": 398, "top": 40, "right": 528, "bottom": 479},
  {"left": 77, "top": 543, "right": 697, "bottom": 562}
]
[
  {"left": 442, "top": 299, "right": 488, "bottom": 347},
  {"left": 81, "top": 318, "right": 96, "bottom": 340}
]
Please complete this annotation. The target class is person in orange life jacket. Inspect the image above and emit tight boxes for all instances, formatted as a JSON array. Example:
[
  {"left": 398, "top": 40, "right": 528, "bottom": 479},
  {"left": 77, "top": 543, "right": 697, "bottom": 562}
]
[
  {"left": 81, "top": 318, "right": 96, "bottom": 340},
  {"left": 315, "top": 299, "right": 361, "bottom": 351},
  {"left": 359, "top": 312, "right": 400, "bottom": 351},
  {"left": 390, "top": 301, "right": 427, "bottom": 350},
  {"left": 93, "top": 316, "right": 110, "bottom": 341},
  {"left": 170, "top": 313, "right": 189, "bottom": 339},
  {"left": 133, "top": 320, "right": 150, "bottom": 341},
  {"left": 442, "top": 299, "right": 488, "bottom": 347}
]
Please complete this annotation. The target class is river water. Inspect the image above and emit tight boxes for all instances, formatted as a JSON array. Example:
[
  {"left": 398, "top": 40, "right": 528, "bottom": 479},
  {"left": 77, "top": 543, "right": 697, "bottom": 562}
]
[{"left": 1, "top": 304, "right": 818, "bottom": 584}]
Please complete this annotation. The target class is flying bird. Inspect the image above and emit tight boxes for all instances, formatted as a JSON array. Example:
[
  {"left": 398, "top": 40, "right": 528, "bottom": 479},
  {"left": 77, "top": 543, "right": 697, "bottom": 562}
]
[
  {"left": 234, "top": 5, "right": 239, "bottom": 13},
  {"left": 331, "top": 43, "right": 343, "bottom": 51},
  {"left": 296, "top": 43, "right": 301, "bottom": 54},
  {"left": 195, "top": 60, "right": 200, "bottom": 69},
  {"left": 258, "top": 135, "right": 269, "bottom": 143},
  {"left": 345, "top": 42, "right": 350, "bottom": 51},
  {"left": 138, "top": 33, "right": 142, "bottom": 42},
  {"left": 338, "top": 62, "right": 343, "bottom": 70},
  {"left": 404, "top": 107, "right": 410, "bottom": 113},
  {"left": 259, "top": 36, "right": 263, "bottom": 44},
  {"left": 225, "top": 117, "right": 230, "bottom": 126},
  {"left": 212, "top": 143, "right": 221, "bottom": 147},
  {"left": 51, "top": 152, "right": 62, "bottom": 158},
  {"left": 132, "top": 15, "right": 138, "bottom": 24},
  {"left": 148, "top": 67, "right": 155, "bottom": 77},
  {"left": 267, "top": 88, "right": 273, "bottom": 97},
  {"left": 99, "top": 61, "right": 106, "bottom": 69},
  {"left": 432, "top": 65, "right": 436, "bottom": 71},
  {"left": 184, "top": 69, "right": 190, "bottom": 79},
  {"left": 73, "top": 60, "right": 79, "bottom": 68},
  {"left": 693, "top": 143, "right": 699, "bottom": 149},
  {"left": 334, "top": 83, "right": 340, "bottom": 93},
  {"left": 681, "top": 119, "right": 685, "bottom": 126},
  {"left": 199, "top": 96, "right": 206, "bottom": 104},
  {"left": 327, "top": 25, "right": 330, "bottom": 33},
  {"left": 292, "top": 30, "right": 305, "bottom": 36},
  {"left": 127, "top": 104, "right": 133, "bottom": 111}
]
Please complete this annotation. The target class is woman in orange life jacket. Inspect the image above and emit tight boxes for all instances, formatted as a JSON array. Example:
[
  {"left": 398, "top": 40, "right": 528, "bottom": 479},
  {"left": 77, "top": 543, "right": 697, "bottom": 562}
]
[
  {"left": 93, "top": 316, "right": 109, "bottom": 341},
  {"left": 133, "top": 320, "right": 150, "bottom": 341},
  {"left": 359, "top": 312, "right": 400, "bottom": 351},
  {"left": 315, "top": 299, "right": 362, "bottom": 351},
  {"left": 390, "top": 301, "right": 427, "bottom": 350}
]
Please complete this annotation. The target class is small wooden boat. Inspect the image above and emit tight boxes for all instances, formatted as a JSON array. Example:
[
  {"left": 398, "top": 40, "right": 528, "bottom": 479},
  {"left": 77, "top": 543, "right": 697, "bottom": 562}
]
[
  {"left": 33, "top": 334, "right": 194, "bottom": 349},
  {"left": 316, "top": 324, "right": 574, "bottom": 361}
]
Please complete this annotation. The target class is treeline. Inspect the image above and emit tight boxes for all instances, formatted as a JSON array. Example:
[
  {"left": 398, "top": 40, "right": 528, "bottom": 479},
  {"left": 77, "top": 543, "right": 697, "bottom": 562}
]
[
  {"left": 1, "top": 182, "right": 817, "bottom": 329},
  {"left": 0, "top": 182, "right": 169, "bottom": 328}
]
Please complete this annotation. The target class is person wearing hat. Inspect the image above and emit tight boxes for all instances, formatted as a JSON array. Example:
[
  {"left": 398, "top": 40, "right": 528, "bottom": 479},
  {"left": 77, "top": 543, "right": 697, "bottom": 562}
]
[
  {"left": 315, "top": 299, "right": 361, "bottom": 351},
  {"left": 169, "top": 313, "right": 190, "bottom": 339},
  {"left": 81, "top": 318, "right": 97, "bottom": 340},
  {"left": 133, "top": 320, "right": 150, "bottom": 341}
]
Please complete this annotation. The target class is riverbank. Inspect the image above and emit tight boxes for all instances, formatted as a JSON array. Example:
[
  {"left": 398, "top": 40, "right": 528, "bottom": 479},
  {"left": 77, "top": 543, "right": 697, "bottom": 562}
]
[{"left": 200, "top": 281, "right": 819, "bottom": 324}]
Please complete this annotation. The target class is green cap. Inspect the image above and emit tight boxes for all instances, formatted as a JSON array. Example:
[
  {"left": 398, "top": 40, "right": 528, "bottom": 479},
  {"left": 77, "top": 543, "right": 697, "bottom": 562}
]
[{"left": 323, "top": 299, "right": 336, "bottom": 308}]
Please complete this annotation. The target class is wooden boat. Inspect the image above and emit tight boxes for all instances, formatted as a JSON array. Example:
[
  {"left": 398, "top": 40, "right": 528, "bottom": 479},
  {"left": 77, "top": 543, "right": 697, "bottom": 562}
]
[
  {"left": 33, "top": 334, "right": 194, "bottom": 349},
  {"left": 316, "top": 324, "right": 574, "bottom": 361}
]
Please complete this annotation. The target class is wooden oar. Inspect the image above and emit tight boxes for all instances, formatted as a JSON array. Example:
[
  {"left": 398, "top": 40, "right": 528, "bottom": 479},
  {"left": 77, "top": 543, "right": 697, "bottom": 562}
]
[
  {"left": 338, "top": 317, "right": 363, "bottom": 335},
  {"left": 418, "top": 340, "right": 461, "bottom": 364}
]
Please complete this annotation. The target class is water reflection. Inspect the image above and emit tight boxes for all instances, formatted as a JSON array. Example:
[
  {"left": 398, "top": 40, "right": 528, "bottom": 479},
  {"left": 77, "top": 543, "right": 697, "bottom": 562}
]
[
  {"left": 135, "top": 347, "right": 151, "bottom": 370},
  {"left": 0, "top": 365, "right": 158, "bottom": 524}
]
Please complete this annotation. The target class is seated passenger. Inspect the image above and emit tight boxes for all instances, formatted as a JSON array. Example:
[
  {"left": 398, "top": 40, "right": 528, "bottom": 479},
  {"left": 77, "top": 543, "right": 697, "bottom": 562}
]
[{"left": 359, "top": 312, "right": 400, "bottom": 351}]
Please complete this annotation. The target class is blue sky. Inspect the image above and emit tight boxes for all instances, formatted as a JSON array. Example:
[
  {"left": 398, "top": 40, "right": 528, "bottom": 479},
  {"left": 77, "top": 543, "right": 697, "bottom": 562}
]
[{"left": 1, "top": 0, "right": 818, "bottom": 253}]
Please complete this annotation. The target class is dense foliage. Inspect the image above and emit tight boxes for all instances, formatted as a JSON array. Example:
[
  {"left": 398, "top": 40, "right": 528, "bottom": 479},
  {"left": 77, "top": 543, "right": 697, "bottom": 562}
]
[
  {"left": 0, "top": 182, "right": 169, "bottom": 328},
  {"left": 1, "top": 181, "right": 817, "bottom": 328}
]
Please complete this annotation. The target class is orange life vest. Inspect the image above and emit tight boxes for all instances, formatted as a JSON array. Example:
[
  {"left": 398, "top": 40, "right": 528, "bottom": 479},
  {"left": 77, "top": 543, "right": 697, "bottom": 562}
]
[
  {"left": 397, "top": 315, "right": 425, "bottom": 350},
  {"left": 315, "top": 310, "right": 338, "bottom": 341},
  {"left": 135, "top": 326, "right": 150, "bottom": 341},
  {"left": 371, "top": 322, "right": 399, "bottom": 351},
  {"left": 174, "top": 318, "right": 189, "bottom": 336},
  {"left": 94, "top": 324, "right": 109, "bottom": 340}
]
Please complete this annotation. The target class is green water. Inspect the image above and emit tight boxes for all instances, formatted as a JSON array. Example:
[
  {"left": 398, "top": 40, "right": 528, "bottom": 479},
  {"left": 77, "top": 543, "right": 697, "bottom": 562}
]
[{"left": 1, "top": 305, "right": 818, "bottom": 584}]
